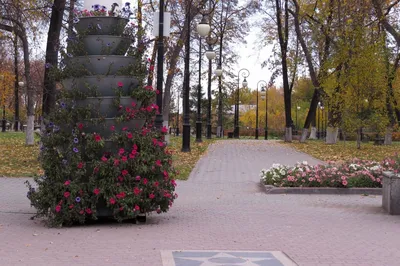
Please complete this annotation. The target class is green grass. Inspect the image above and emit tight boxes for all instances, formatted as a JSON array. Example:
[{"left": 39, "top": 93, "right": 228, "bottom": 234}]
[{"left": 0, "top": 132, "right": 42, "bottom": 177}]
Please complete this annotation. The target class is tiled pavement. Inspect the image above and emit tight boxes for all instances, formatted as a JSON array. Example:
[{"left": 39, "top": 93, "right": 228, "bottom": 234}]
[{"left": 1, "top": 140, "right": 400, "bottom": 266}]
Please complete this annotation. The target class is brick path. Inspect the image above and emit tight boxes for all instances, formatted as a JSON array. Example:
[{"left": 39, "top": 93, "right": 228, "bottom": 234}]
[{"left": 1, "top": 140, "right": 400, "bottom": 266}]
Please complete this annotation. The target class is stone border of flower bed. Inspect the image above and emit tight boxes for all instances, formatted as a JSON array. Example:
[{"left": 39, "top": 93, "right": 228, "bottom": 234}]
[{"left": 259, "top": 179, "right": 382, "bottom": 195}]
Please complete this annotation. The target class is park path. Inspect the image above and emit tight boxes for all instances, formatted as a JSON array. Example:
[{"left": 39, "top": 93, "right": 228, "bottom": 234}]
[{"left": 1, "top": 140, "right": 400, "bottom": 266}]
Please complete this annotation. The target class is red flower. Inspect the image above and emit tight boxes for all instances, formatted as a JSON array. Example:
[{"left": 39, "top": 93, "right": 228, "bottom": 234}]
[
  {"left": 114, "top": 159, "right": 120, "bottom": 166},
  {"left": 101, "top": 156, "right": 108, "bottom": 162},
  {"left": 69, "top": 204, "right": 74, "bottom": 209},
  {"left": 93, "top": 188, "right": 100, "bottom": 195},
  {"left": 149, "top": 193, "right": 155, "bottom": 199},
  {"left": 110, "top": 198, "right": 116, "bottom": 205},
  {"left": 152, "top": 138, "right": 158, "bottom": 146},
  {"left": 64, "top": 180, "right": 71, "bottom": 186},
  {"left": 55, "top": 205, "right": 61, "bottom": 212},
  {"left": 117, "top": 81, "right": 123, "bottom": 87},
  {"left": 145, "top": 85, "right": 153, "bottom": 91},
  {"left": 129, "top": 153, "right": 135, "bottom": 159},
  {"left": 163, "top": 171, "right": 169, "bottom": 178},
  {"left": 133, "top": 144, "right": 138, "bottom": 150},
  {"left": 154, "top": 181, "right": 159, "bottom": 187},
  {"left": 156, "top": 160, "right": 162, "bottom": 167},
  {"left": 79, "top": 210, "right": 84, "bottom": 215},
  {"left": 134, "top": 205, "right": 140, "bottom": 211},
  {"left": 119, "top": 148, "right": 125, "bottom": 155},
  {"left": 127, "top": 132, "right": 133, "bottom": 139},
  {"left": 133, "top": 187, "right": 141, "bottom": 195},
  {"left": 143, "top": 178, "right": 148, "bottom": 185},
  {"left": 121, "top": 156, "right": 127, "bottom": 162},
  {"left": 119, "top": 207, "right": 124, "bottom": 211},
  {"left": 164, "top": 192, "right": 171, "bottom": 198},
  {"left": 131, "top": 102, "right": 136, "bottom": 107},
  {"left": 149, "top": 65, "right": 155, "bottom": 71},
  {"left": 77, "top": 162, "right": 84, "bottom": 169},
  {"left": 118, "top": 176, "right": 124, "bottom": 182},
  {"left": 121, "top": 169, "right": 129, "bottom": 176},
  {"left": 94, "top": 167, "right": 99, "bottom": 173},
  {"left": 94, "top": 134, "right": 102, "bottom": 142},
  {"left": 85, "top": 208, "right": 92, "bottom": 214},
  {"left": 161, "top": 126, "right": 168, "bottom": 133},
  {"left": 110, "top": 125, "right": 115, "bottom": 131},
  {"left": 122, "top": 127, "right": 128, "bottom": 131},
  {"left": 116, "top": 191, "right": 126, "bottom": 199},
  {"left": 171, "top": 179, "right": 177, "bottom": 187},
  {"left": 78, "top": 123, "right": 84, "bottom": 130},
  {"left": 135, "top": 175, "right": 141, "bottom": 181},
  {"left": 64, "top": 191, "right": 70, "bottom": 198}
]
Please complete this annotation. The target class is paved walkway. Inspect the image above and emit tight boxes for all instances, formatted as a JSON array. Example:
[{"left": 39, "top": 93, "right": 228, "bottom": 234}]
[{"left": 1, "top": 140, "right": 400, "bottom": 266}]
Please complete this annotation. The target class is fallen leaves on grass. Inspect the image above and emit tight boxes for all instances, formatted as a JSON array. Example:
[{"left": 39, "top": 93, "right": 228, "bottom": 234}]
[
  {"left": 283, "top": 140, "right": 400, "bottom": 162},
  {"left": 168, "top": 137, "right": 216, "bottom": 180},
  {"left": 0, "top": 132, "right": 42, "bottom": 177}
]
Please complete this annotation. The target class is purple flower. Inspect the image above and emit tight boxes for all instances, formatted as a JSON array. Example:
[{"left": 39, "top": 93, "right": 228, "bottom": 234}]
[
  {"left": 125, "top": 2, "right": 130, "bottom": 6},
  {"left": 75, "top": 197, "right": 81, "bottom": 203},
  {"left": 73, "top": 138, "right": 79, "bottom": 144},
  {"left": 48, "top": 122, "right": 54, "bottom": 128},
  {"left": 73, "top": 147, "right": 79, "bottom": 153},
  {"left": 73, "top": 18, "right": 79, "bottom": 24},
  {"left": 45, "top": 63, "right": 52, "bottom": 69},
  {"left": 92, "top": 4, "right": 100, "bottom": 10},
  {"left": 61, "top": 102, "right": 66, "bottom": 108},
  {"left": 107, "top": 43, "right": 111, "bottom": 46},
  {"left": 67, "top": 53, "right": 73, "bottom": 58}
]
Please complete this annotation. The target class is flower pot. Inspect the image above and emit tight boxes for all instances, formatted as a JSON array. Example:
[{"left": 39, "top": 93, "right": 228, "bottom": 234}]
[
  {"left": 382, "top": 172, "right": 400, "bottom": 215},
  {"left": 83, "top": 118, "right": 146, "bottom": 138},
  {"left": 66, "top": 55, "right": 136, "bottom": 75},
  {"left": 82, "top": 35, "right": 131, "bottom": 55},
  {"left": 75, "top": 96, "right": 140, "bottom": 117},
  {"left": 62, "top": 76, "right": 138, "bottom": 97},
  {"left": 75, "top": 17, "right": 129, "bottom": 36}
]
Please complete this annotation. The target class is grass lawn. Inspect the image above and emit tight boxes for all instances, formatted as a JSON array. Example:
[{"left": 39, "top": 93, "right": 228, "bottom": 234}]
[
  {"left": 0, "top": 132, "right": 42, "bottom": 177},
  {"left": 0, "top": 133, "right": 216, "bottom": 179},
  {"left": 284, "top": 139, "right": 400, "bottom": 162},
  {"left": 168, "top": 136, "right": 217, "bottom": 180}
]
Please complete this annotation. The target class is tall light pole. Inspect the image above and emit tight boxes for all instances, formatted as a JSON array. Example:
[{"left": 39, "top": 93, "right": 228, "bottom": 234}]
[
  {"left": 205, "top": 35, "right": 217, "bottom": 139},
  {"left": 1, "top": 75, "right": 6, "bottom": 132},
  {"left": 16, "top": 81, "right": 23, "bottom": 131},
  {"left": 215, "top": 64, "right": 223, "bottom": 137},
  {"left": 196, "top": 15, "right": 211, "bottom": 143},
  {"left": 155, "top": 0, "right": 165, "bottom": 130},
  {"left": 234, "top": 68, "right": 250, "bottom": 138},
  {"left": 256, "top": 80, "right": 267, "bottom": 139},
  {"left": 261, "top": 86, "right": 268, "bottom": 140}
]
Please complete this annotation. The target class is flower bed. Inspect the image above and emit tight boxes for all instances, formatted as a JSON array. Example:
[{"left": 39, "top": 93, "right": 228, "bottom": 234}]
[{"left": 260, "top": 155, "right": 400, "bottom": 188}]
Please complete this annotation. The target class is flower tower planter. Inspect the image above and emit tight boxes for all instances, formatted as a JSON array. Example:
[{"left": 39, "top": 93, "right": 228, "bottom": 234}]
[
  {"left": 26, "top": 4, "right": 177, "bottom": 227},
  {"left": 382, "top": 172, "right": 400, "bottom": 215}
]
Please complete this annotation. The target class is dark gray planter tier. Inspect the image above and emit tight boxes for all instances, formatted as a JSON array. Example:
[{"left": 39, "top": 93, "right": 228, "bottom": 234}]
[
  {"left": 67, "top": 55, "right": 135, "bottom": 75},
  {"left": 82, "top": 35, "right": 131, "bottom": 55},
  {"left": 62, "top": 76, "right": 138, "bottom": 97},
  {"left": 74, "top": 17, "right": 129, "bottom": 35},
  {"left": 84, "top": 118, "right": 145, "bottom": 138},
  {"left": 382, "top": 172, "right": 400, "bottom": 215},
  {"left": 75, "top": 96, "right": 140, "bottom": 117}
]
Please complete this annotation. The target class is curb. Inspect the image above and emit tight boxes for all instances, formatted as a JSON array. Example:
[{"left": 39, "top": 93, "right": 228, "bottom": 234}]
[{"left": 259, "top": 179, "right": 382, "bottom": 195}]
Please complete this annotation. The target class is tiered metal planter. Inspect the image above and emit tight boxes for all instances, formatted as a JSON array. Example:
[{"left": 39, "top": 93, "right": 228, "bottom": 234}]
[{"left": 63, "top": 16, "right": 144, "bottom": 217}]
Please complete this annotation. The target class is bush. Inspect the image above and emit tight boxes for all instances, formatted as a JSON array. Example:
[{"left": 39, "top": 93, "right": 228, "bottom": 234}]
[{"left": 260, "top": 155, "right": 400, "bottom": 188}]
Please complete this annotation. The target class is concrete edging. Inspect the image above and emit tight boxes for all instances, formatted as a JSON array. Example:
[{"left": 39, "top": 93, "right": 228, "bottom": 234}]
[{"left": 259, "top": 179, "right": 382, "bottom": 195}]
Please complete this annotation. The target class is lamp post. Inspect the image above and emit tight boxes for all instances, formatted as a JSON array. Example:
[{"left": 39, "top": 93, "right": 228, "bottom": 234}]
[
  {"left": 317, "top": 101, "right": 321, "bottom": 139},
  {"left": 1, "top": 75, "right": 6, "bottom": 132},
  {"left": 155, "top": 0, "right": 165, "bottom": 131},
  {"left": 234, "top": 68, "right": 250, "bottom": 138},
  {"left": 256, "top": 80, "right": 267, "bottom": 139},
  {"left": 205, "top": 34, "right": 217, "bottom": 139},
  {"left": 296, "top": 105, "right": 300, "bottom": 132},
  {"left": 321, "top": 104, "right": 325, "bottom": 139},
  {"left": 16, "top": 81, "right": 23, "bottom": 131},
  {"left": 260, "top": 86, "right": 268, "bottom": 140},
  {"left": 215, "top": 64, "right": 223, "bottom": 137},
  {"left": 196, "top": 15, "right": 211, "bottom": 143}
]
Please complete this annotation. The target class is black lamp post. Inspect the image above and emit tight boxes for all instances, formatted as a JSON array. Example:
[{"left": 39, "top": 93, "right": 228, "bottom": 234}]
[
  {"left": 205, "top": 35, "right": 217, "bottom": 139},
  {"left": 155, "top": 0, "right": 165, "bottom": 130},
  {"left": 234, "top": 68, "right": 250, "bottom": 138},
  {"left": 215, "top": 63, "right": 223, "bottom": 137},
  {"left": 256, "top": 80, "right": 266, "bottom": 139},
  {"left": 261, "top": 86, "right": 268, "bottom": 140},
  {"left": 196, "top": 15, "right": 211, "bottom": 143},
  {"left": 296, "top": 105, "right": 300, "bottom": 132}
]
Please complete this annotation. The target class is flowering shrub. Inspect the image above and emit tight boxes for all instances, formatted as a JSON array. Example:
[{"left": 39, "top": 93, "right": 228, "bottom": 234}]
[
  {"left": 260, "top": 156, "right": 400, "bottom": 188},
  {"left": 75, "top": 2, "right": 133, "bottom": 19}
]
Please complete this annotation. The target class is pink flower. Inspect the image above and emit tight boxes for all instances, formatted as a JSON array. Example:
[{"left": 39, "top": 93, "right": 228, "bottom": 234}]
[
  {"left": 161, "top": 126, "right": 168, "bottom": 133},
  {"left": 164, "top": 192, "right": 171, "bottom": 198},
  {"left": 114, "top": 159, "right": 120, "bottom": 166},
  {"left": 119, "top": 148, "right": 125, "bottom": 155},
  {"left": 110, "top": 125, "right": 115, "bottom": 131},
  {"left": 122, "top": 127, "right": 128, "bottom": 131},
  {"left": 133, "top": 187, "right": 141, "bottom": 195},
  {"left": 149, "top": 193, "right": 155, "bottom": 199},
  {"left": 121, "top": 156, "right": 127, "bottom": 162},
  {"left": 134, "top": 205, "right": 140, "bottom": 211},
  {"left": 342, "top": 180, "right": 348, "bottom": 186},
  {"left": 64, "top": 180, "right": 71, "bottom": 186},
  {"left": 101, "top": 156, "right": 108, "bottom": 162},
  {"left": 154, "top": 181, "right": 159, "bottom": 187},
  {"left": 131, "top": 102, "right": 136, "bottom": 107},
  {"left": 55, "top": 205, "right": 61, "bottom": 213},
  {"left": 78, "top": 123, "right": 84, "bottom": 130},
  {"left": 64, "top": 191, "right": 70, "bottom": 198},
  {"left": 77, "top": 162, "right": 84, "bottom": 169},
  {"left": 135, "top": 176, "right": 141, "bottom": 181},
  {"left": 110, "top": 198, "right": 116, "bottom": 205},
  {"left": 94, "top": 134, "right": 101, "bottom": 142},
  {"left": 118, "top": 176, "right": 124, "bottom": 182},
  {"left": 116, "top": 192, "right": 126, "bottom": 199},
  {"left": 152, "top": 138, "right": 158, "bottom": 146},
  {"left": 127, "top": 132, "right": 133, "bottom": 139},
  {"left": 117, "top": 81, "right": 123, "bottom": 87},
  {"left": 143, "top": 178, "right": 148, "bottom": 185},
  {"left": 121, "top": 169, "right": 129, "bottom": 176},
  {"left": 85, "top": 208, "right": 92, "bottom": 214},
  {"left": 156, "top": 160, "right": 162, "bottom": 167},
  {"left": 93, "top": 188, "right": 100, "bottom": 195},
  {"left": 171, "top": 179, "right": 177, "bottom": 187}
]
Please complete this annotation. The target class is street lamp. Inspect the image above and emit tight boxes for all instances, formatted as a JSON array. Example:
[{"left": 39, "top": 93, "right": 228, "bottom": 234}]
[
  {"left": 256, "top": 80, "right": 267, "bottom": 139},
  {"left": 296, "top": 105, "right": 300, "bottom": 132},
  {"left": 195, "top": 15, "right": 211, "bottom": 143},
  {"left": 261, "top": 86, "right": 268, "bottom": 140},
  {"left": 16, "top": 81, "right": 23, "bottom": 131},
  {"left": 155, "top": 0, "right": 165, "bottom": 131},
  {"left": 234, "top": 68, "right": 250, "bottom": 138},
  {"left": 1, "top": 75, "right": 6, "bottom": 132},
  {"left": 206, "top": 34, "right": 218, "bottom": 139}
]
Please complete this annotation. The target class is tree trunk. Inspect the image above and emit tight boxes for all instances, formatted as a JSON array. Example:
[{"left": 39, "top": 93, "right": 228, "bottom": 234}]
[
  {"left": 384, "top": 127, "right": 393, "bottom": 145},
  {"left": 308, "top": 127, "right": 317, "bottom": 140},
  {"left": 356, "top": 127, "right": 361, "bottom": 149},
  {"left": 285, "top": 127, "right": 292, "bottom": 142},
  {"left": 326, "top": 127, "right": 338, "bottom": 144},
  {"left": 42, "top": 0, "right": 67, "bottom": 116}
]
